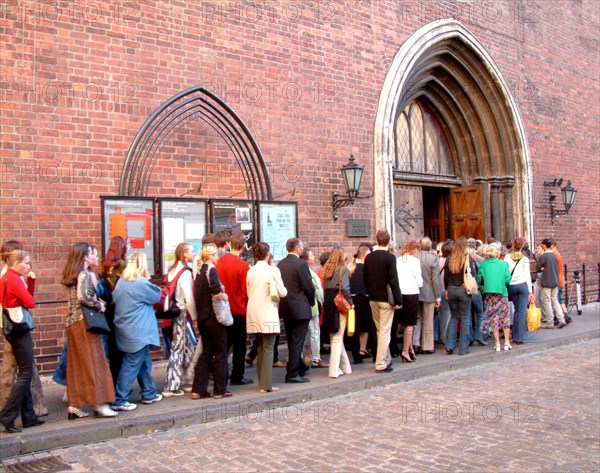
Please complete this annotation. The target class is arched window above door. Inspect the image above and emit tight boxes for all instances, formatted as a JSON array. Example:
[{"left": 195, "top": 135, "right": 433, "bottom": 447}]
[{"left": 394, "top": 101, "right": 457, "bottom": 184}]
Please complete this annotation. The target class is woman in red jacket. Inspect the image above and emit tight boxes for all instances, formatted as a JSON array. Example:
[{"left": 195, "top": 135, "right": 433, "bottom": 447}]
[{"left": 0, "top": 250, "right": 43, "bottom": 433}]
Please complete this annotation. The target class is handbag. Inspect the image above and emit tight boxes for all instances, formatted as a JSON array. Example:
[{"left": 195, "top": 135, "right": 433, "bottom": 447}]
[
  {"left": 1, "top": 276, "right": 35, "bottom": 336},
  {"left": 347, "top": 308, "right": 355, "bottom": 336},
  {"left": 81, "top": 304, "right": 111, "bottom": 334},
  {"left": 463, "top": 257, "right": 479, "bottom": 295},
  {"left": 526, "top": 302, "right": 542, "bottom": 331},
  {"left": 333, "top": 269, "right": 352, "bottom": 315},
  {"left": 206, "top": 267, "right": 234, "bottom": 326}
]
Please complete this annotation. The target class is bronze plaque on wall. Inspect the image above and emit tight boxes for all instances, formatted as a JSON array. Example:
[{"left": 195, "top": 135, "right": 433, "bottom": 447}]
[{"left": 347, "top": 219, "right": 370, "bottom": 237}]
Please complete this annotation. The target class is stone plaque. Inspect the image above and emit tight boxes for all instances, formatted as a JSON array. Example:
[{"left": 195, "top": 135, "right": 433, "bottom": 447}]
[{"left": 346, "top": 219, "right": 370, "bottom": 237}]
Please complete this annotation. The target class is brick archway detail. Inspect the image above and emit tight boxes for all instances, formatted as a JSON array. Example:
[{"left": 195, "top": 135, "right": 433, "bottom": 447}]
[{"left": 119, "top": 85, "right": 273, "bottom": 200}]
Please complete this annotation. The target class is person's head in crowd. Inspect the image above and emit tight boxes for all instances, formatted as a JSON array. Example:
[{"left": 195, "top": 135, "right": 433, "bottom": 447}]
[
  {"left": 323, "top": 247, "right": 346, "bottom": 279},
  {"left": 1, "top": 240, "right": 23, "bottom": 265},
  {"left": 214, "top": 231, "right": 231, "bottom": 251},
  {"left": 376, "top": 228, "right": 391, "bottom": 248},
  {"left": 286, "top": 238, "right": 303, "bottom": 255},
  {"left": 400, "top": 240, "right": 421, "bottom": 257},
  {"left": 319, "top": 251, "right": 331, "bottom": 267},
  {"left": 122, "top": 251, "right": 151, "bottom": 281},
  {"left": 202, "top": 233, "right": 215, "bottom": 245},
  {"left": 62, "top": 242, "right": 92, "bottom": 287},
  {"left": 251, "top": 242, "right": 270, "bottom": 262},
  {"left": 102, "top": 236, "right": 127, "bottom": 275}
]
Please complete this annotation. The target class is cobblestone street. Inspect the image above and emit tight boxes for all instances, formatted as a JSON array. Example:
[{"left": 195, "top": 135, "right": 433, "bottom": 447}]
[{"left": 20, "top": 338, "right": 598, "bottom": 473}]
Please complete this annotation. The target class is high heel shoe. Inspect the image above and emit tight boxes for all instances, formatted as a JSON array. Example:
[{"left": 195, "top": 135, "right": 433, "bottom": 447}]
[
  {"left": 68, "top": 406, "right": 90, "bottom": 420},
  {"left": 494, "top": 344, "right": 501, "bottom": 352},
  {"left": 95, "top": 404, "right": 117, "bottom": 417},
  {"left": 504, "top": 343, "right": 512, "bottom": 351},
  {"left": 409, "top": 349, "right": 416, "bottom": 361},
  {"left": 400, "top": 353, "right": 414, "bottom": 363}
]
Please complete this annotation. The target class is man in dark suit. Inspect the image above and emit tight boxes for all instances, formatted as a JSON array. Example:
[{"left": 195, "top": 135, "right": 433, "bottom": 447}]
[
  {"left": 278, "top": 238, "right": 316, "bottom": 383},
  {"left": 363, "top": 229, "right": 402, "bottom": 373}
]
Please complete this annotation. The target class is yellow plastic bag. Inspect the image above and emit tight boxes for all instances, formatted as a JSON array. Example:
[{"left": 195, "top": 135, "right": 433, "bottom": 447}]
[
  {"left": 527, "top": 303, "right": 541, "bottom": 331},
  {"left": 347, "top": 308, "right": 355, "bottom": 336}
]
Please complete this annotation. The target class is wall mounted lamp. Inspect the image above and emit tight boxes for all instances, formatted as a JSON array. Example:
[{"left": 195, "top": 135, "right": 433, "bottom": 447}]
[
  {"left": 332, "top": 154, "right": 365, "bottom": 220},
  {"left": 544, "top": 178, "right": 577, "bottom": 224}
]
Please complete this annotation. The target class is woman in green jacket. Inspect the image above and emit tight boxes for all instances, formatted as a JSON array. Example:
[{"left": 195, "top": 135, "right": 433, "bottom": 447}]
[{"left": 477, "top": 243, "right": 512, "bottom": 351}]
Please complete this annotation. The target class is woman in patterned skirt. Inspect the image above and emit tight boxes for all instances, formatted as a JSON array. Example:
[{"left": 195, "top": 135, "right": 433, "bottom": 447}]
[{"left": 477, "top": 243, "right": 512, "bottom": 351}]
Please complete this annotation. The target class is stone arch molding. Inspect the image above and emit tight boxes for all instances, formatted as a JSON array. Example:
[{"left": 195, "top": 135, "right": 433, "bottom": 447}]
[
  {"left": 120, "top": 85, "right": 273, "bottom": 200},
  {"left": 373, "top": 19, "right": 533, "bottom": 240}
]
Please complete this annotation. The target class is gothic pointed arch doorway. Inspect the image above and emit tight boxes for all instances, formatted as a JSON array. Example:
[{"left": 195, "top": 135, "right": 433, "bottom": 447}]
[{"left": 374, "top": 19, "right": 534, "bottom": 244}]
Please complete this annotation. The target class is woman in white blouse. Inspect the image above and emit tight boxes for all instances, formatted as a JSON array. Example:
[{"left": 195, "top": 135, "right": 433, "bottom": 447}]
[
  {"left": 246, "top": 242, "right": 287, "bottom": 393},
  {"left": 506, "top": 238, "right": 535, "bottom": 344},
  {"left": 396, "top": 240, "right": 423, "bottom": 363}
]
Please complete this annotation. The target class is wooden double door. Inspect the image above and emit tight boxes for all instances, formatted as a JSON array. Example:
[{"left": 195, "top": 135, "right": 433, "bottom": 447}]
[{"left": 422, "top": 184, "right": 488, "bottom": 243}]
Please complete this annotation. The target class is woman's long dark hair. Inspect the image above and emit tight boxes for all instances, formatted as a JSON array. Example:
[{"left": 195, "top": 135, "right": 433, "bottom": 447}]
[
  {"left": 62, "top": 242, "right": 90, "bottom": 287},
  {"left": 102, "top": 236, "right": 127, "bottom": 276}
]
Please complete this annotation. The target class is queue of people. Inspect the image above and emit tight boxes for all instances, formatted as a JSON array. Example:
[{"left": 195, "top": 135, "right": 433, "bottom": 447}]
[{"left": 0, "top": 230, "right": 573, "bottom": 432}]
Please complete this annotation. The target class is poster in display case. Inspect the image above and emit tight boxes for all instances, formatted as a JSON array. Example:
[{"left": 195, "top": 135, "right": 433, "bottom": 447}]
[
  {"left": 210, "top": 200, "right": 255, "bottom": 259},
  {"left": 158, "top": 199, "right": 208, "bottom": 275},
  {"left": 101, "top": 196, "right": 156, "bottom": 274},
  {"left": 257, "top": 202, "right": 298, "bottom": 261}
]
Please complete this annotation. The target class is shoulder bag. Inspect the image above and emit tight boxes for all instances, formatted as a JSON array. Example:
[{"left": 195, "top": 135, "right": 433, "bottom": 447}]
[
  {"left": 1, "top": 276, "right": 35, "bottom": 336},
  {"left": 81, "top": 304, "right": 110, "bottom": 334},
  {"left": 463, "top": 257, "right": 479, "bottom": 295},
  {"left": 207, "top": 267, "right": 234, "bottom": 326},
  {"left": 334, "top": 269, "right": 352, "bottom": 315}
]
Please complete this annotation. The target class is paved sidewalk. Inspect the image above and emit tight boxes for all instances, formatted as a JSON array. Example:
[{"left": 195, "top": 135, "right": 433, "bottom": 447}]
[{"left": 1, "top": 303, "right": 598, "bottom": 459}]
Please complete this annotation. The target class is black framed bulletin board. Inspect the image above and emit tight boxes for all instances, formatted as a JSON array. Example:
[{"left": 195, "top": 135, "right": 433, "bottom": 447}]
[
  {"left": 158, "top": 198, "right": 208, "bottom": 275},
  {"left": 257, "top": 201, "right": 298, "bottom": 262},
  {"left": 210, "top": 200, "right": 255, "bottom": 258},
  {"left": 100, "top": 196, "right": 156, "bottom": 274}
]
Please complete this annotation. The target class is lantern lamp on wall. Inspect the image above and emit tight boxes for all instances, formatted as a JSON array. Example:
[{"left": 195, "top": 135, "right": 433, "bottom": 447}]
[
  {"left": 332, "top": 154, "right": 365, "bottom": 220},
  {"left": 544, "top": 178, "right": 577, "bottom": 224}
]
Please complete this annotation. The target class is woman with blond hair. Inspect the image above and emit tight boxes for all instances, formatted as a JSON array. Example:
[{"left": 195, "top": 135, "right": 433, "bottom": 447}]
[
  {"left": 323, "top": 247, "right": 353, "bottom": 379},
  {"left": 61, "top": 242, "right": 115, "bottom": 419},
  {"left": 396, "top": 240, "right": 423, "bottom": 363},
  {"left": 443, "top": 237, "right": 477, "bottom": 355},
  {"left": 477, "top": 243, "right": 512, "bottom": 351},
  {"left": 192, "top": 244, "right": 231, "bottom": 399},
  {"left": 110, "top": 252, "right": 162, "bottom": 411},
  {"left": 162, "top": 242, "right": 197, "bottom": 397}
]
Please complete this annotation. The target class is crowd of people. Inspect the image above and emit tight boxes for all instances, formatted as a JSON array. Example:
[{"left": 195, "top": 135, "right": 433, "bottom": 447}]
[{"left": 0, "top": 230, "right": 573, "bottom": 432}]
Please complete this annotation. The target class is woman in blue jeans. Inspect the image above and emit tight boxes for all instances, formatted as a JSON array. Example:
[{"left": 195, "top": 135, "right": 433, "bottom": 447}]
[
  {"left": 506, "top": 238, "right": 534, "bottom": 344},
  {"left": 443, "top": 237, "right": 475, "bottom": 355},
  {"left": 110, "top": 252, "right": 162, "bottom": 411}
]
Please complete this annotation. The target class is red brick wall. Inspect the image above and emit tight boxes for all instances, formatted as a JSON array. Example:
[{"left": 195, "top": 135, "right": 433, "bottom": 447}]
[{"left": 1, "top": 1, "right": 598, "bottom": 370}]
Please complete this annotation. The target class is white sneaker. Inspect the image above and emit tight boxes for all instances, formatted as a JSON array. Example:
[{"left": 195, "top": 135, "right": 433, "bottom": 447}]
[
  {"left": 141, "top": 394, "right": 163, "bottom": 405},
  {"left": 95, "top": 404, "right": 117, "bottom": 417},
  {"left": 111, "top": 402, "right": 138, "bottom": 411}
]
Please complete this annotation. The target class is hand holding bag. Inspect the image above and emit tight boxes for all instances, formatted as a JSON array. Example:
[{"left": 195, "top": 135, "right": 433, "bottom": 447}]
[
  {"left": 334, "top": 269, "right": 352, "bottom": 315},
  {"left": 463, "top": 257, "right": 479, "bottom": 295},
  {"left": 1, "top": 276, "right": 35, "bottom": 336},
  {"left": 207, "top": 267, "right": 234, "bottom": 327},
  {"left": 81, "top": 304, "right": 110, "bottom": 334}
]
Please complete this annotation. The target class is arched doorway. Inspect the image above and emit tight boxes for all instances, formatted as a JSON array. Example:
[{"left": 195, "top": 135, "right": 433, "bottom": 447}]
[{"left": 374, "top": 20, "right": 533, "bottom": 244}]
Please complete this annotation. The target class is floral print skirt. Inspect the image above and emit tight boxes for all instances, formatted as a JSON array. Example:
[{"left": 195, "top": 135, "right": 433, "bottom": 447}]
[{"left": 482, "top": 293, "right": 511, "bottom": 332}]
